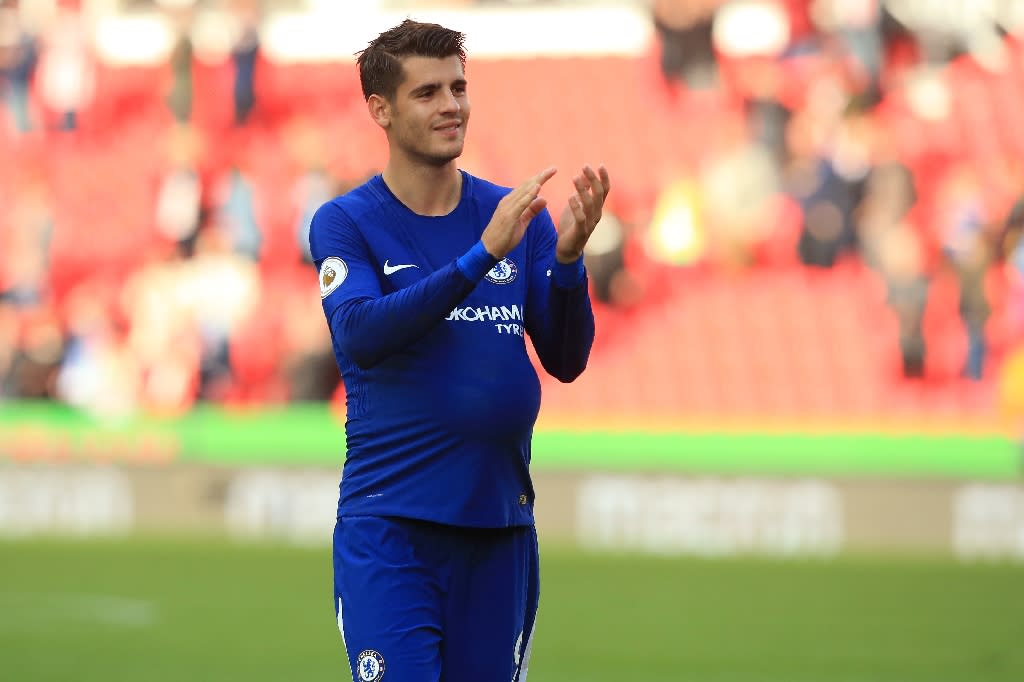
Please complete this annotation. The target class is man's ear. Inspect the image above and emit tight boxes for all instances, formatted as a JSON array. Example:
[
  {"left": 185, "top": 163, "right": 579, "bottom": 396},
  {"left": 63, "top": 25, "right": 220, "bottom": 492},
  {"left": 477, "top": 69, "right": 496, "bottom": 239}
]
[{"left": 367, "top": 94, "right": 391, "bottom": 129}]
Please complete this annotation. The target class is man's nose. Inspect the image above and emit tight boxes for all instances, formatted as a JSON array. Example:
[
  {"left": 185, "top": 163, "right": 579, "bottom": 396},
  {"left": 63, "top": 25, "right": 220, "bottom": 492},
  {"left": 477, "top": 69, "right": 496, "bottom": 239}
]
[{"left": 440, "top": 90, "right": 461, "bottom": 113}]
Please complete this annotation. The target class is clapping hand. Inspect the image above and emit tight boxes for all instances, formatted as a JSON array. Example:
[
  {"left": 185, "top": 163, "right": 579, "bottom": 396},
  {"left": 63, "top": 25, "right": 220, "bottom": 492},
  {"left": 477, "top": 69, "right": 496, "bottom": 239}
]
[
  {"left": 556, "top": 165, "right": 611, "bottom": 264},
  {"left": 481, "top": 167, "right": 558, "bottom": 259}
]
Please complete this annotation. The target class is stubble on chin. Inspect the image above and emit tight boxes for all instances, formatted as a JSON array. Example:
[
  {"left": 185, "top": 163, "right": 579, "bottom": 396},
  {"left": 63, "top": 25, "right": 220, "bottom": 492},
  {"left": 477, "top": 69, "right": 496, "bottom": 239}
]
[
  {"left": 427, "top": 151, "right": 462, "bottom": 167},
  {"left": 397, "top": 124, "right": 465, "bottom": 167},
  {"left": 420, "top": 141, "right": 464, "bottom": 167}
]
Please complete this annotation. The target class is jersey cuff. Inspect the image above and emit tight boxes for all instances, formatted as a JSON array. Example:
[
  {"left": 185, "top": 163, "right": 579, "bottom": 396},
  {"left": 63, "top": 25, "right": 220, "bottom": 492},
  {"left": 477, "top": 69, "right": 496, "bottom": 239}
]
[
  {"left": 552, "top": 256, "right": 586, "bottom": 289},
  {"left": 456, "top": 240, "right": 499, "bottom": 281}
]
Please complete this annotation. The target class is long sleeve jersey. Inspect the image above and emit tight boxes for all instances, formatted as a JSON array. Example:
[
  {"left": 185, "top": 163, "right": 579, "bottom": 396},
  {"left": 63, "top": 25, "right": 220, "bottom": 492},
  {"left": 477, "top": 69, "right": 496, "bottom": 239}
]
[{"left": 309, "top": 171, "right": 594, "bottom": 527}]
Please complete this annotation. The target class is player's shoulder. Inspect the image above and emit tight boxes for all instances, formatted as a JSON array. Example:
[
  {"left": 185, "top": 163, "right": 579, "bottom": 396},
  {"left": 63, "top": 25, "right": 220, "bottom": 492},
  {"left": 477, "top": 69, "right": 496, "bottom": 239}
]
[
  {"left": 308, "top": 178, "right": 391, "bottom": 262},
  {"left": 313, "top": 176, "right": 385, "bottom": 228},
  {"left": 462, "top": 171, "right": 512, "bottom": 205},
  {"left": 462, "top": 171, "right": 551, "bottom": 227}
]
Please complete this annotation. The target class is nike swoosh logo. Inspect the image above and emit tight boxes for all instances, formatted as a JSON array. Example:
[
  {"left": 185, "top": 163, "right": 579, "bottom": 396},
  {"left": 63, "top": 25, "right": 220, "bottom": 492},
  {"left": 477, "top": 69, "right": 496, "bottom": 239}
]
[{"left": 383, "top": 260, "right": 418, "bottom": 276}]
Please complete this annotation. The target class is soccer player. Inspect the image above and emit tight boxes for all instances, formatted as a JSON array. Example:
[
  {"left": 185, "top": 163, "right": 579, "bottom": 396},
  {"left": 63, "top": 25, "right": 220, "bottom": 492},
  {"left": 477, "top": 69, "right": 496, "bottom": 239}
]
[{"left": 309, "top": 19, "right": 609, "bottom": 682}]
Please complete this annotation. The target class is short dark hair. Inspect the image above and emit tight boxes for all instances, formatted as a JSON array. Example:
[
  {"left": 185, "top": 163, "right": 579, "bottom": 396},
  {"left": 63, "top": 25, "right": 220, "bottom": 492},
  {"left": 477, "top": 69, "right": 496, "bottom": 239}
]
[{"left": 356, "top": 19, "right": 467, "bottom": 102}]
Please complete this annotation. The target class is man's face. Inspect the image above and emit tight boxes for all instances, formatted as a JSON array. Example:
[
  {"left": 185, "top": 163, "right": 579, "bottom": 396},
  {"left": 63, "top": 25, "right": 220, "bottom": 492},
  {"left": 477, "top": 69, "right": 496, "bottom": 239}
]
[{"left": 385, "top": 55, "right": 470, "bottom": 167}]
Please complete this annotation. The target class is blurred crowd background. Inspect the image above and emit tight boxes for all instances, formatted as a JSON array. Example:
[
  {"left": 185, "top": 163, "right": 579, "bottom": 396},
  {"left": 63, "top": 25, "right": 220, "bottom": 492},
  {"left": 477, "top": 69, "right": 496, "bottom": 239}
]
[{"left": 1, "top": 0, "right": 1023, "bottom": 427}]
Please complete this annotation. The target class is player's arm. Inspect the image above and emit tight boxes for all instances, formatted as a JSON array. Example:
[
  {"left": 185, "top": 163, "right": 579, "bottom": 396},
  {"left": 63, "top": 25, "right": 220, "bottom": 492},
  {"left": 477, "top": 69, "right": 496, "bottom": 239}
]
[
  {"left": 311, "top": 201, "right": 477, "bottom": 369},
  {"left": 311, "top": 169, "right": 557, "bottom": 369},
  {"left": 526, "top": 165, "right": 610, "bottom": 382},
  {"left": 525, "top": 210, "right": 594, "bottom": 383}
]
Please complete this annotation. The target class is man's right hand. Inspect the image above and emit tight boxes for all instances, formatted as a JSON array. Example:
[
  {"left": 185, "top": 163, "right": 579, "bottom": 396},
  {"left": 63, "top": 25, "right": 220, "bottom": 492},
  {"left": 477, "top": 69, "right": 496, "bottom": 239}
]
[{"left": 481, "top": 167, "right": 557, "bottom": 259}]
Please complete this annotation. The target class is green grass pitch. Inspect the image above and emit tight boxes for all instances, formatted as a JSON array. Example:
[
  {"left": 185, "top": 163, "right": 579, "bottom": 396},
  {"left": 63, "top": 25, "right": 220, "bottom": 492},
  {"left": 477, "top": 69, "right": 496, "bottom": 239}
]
[{"left": 1, "top": 536, "right": 1022, "bottom": 681}]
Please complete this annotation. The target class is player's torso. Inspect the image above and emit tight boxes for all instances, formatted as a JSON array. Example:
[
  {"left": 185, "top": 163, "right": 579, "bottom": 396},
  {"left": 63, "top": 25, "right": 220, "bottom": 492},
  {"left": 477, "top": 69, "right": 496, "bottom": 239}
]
[
  {"left": 346, "top": 179, "right": 542, "bottom": 442},
  {"left": 331, "top": 179, "right": 542, "bottom": 526}
]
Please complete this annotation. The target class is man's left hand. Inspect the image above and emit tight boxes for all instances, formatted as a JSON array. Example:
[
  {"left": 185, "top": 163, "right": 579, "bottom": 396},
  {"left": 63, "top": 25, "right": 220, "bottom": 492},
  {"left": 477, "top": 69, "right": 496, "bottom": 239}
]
[{"left": 556, "top": 164, "right": 611, "bottom": 263}]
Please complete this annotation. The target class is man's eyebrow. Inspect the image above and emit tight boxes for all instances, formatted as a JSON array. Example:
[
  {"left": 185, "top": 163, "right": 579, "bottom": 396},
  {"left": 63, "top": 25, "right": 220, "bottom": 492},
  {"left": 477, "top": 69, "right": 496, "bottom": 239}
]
[
  {"left": 409, "top": 79, "right": 467, "bottom": 96},
  {"left": 409, "top": 82, "right": 440, "bottom": 96}
]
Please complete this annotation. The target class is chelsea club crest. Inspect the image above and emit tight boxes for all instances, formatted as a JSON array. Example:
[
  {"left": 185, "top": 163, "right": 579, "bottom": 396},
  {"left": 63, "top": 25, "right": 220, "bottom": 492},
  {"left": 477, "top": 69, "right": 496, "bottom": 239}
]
[
  {"left": 485, "top": 258, "right": 517, "bottom": 284},
  {"left": 356, "top": 649, "right": 386, "bottom": 681}
]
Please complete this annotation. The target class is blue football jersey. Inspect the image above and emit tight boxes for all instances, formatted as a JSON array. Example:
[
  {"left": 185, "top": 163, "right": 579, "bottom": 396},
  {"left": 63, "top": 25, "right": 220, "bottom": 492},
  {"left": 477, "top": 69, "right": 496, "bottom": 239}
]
[{"left": 309, "top": 171, "right": 594, "bottom": 527}]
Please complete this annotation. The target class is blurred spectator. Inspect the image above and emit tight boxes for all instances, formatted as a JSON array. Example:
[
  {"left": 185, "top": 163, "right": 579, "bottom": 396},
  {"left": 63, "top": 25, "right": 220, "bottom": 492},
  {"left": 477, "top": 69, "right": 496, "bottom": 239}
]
[
  {"left": 121, "top": 225, "right": 259, "bottom": 409},
  {"left": 739, "top": 58, "right": 790, "bottom": 165},
  {"left": 36, "top": 1, "right": 94, "bottom": 131},
  {"left": 858, "top": 157, "right": 926, "bottom": 377},
  {"left": 811, "top": 0, "right": 884, "bottom": 103},
  {"left": 698, "top": 111, "right": 780, "bottom": 267},
  {"left": 155, "top": 125, "right": 204, "bottom": 257},
  {"left": 213, "top": 162, "right": 262, "bottom": 261},
  {"left": 0, "top": 1, "right": 37, "bottom": 134},
  {"left": 5, "top": 305, "right": 63, "bottom": 399},
  {"left": 783, "top": 105, "right": 865, "bottom": 268},
  {"left": 716, "top": 0, "right": 794, "bottom": 168},
  {"left": 119, "top": 248, "right": 198, "bottom": 415},
  {"left": 1, "top": 172, "right": 52, "bottom": 306},
  {"left": 285, "top": 116, "right": 334, "bottom": 263},
  {"left": 167, "top": 18, "right": 194, "bottom": 124},
  {"left": 583, "top": 208, "right": 630, "bottom": 306},
  {"left": 228, "top": 0, "right": 261, "bottom": 126},
  {"left": 294, "top": 168, "right": 334, "bottom": 264},
  {"left": 280, "top": 285, "right": 340, "bottom": 401},
  {"left": 652, "top": 0, "right": 721, "bottom": 90},
  {"left": 180, "top": 226, "right": 260, "bottom": 401},
  {"left": 56, "top": 281, "right": 138, "bottom": 417},
  {"left": 882, "top": 0, "right": 1003, "bottom": 67},
  {"left": 935, "top": 165, "right": 996, "bottom": 380}
]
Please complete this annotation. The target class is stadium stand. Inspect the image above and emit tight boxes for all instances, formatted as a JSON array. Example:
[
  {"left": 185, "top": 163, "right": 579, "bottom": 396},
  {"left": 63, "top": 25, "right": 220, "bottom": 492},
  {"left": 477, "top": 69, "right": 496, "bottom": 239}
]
[{"left": 0, "top": 2, "right": 1019, "bottom": 430}]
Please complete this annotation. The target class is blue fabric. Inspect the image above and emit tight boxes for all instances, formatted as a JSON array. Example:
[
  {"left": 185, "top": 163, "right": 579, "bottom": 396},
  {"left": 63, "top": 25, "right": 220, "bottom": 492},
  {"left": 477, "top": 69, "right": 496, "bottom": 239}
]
[
  {"left": 333, "top": 516, "right": 539, "bottom": 682},
  {"left": 308, "top": 170, "right": 594, "bottom": 527},
  {"left": 552, "top": 255, "right": 585, "bottom": 288},
  {"left": 456, "top": 239, "right": 499, "bottom": 280}
]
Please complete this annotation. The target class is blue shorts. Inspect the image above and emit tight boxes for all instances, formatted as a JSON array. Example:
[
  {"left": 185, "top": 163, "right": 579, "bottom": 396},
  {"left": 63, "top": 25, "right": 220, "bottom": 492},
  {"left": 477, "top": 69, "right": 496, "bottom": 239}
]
[{"left": 333, "top": 516, "right": 539, "bottom": 682}]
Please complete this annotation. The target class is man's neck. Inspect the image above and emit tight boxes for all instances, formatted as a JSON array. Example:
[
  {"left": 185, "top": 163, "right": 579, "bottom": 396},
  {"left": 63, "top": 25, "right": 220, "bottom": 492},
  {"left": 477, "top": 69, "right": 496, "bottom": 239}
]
[{"left": 381, "top": 160, "right": 462, "bottom": 217}]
